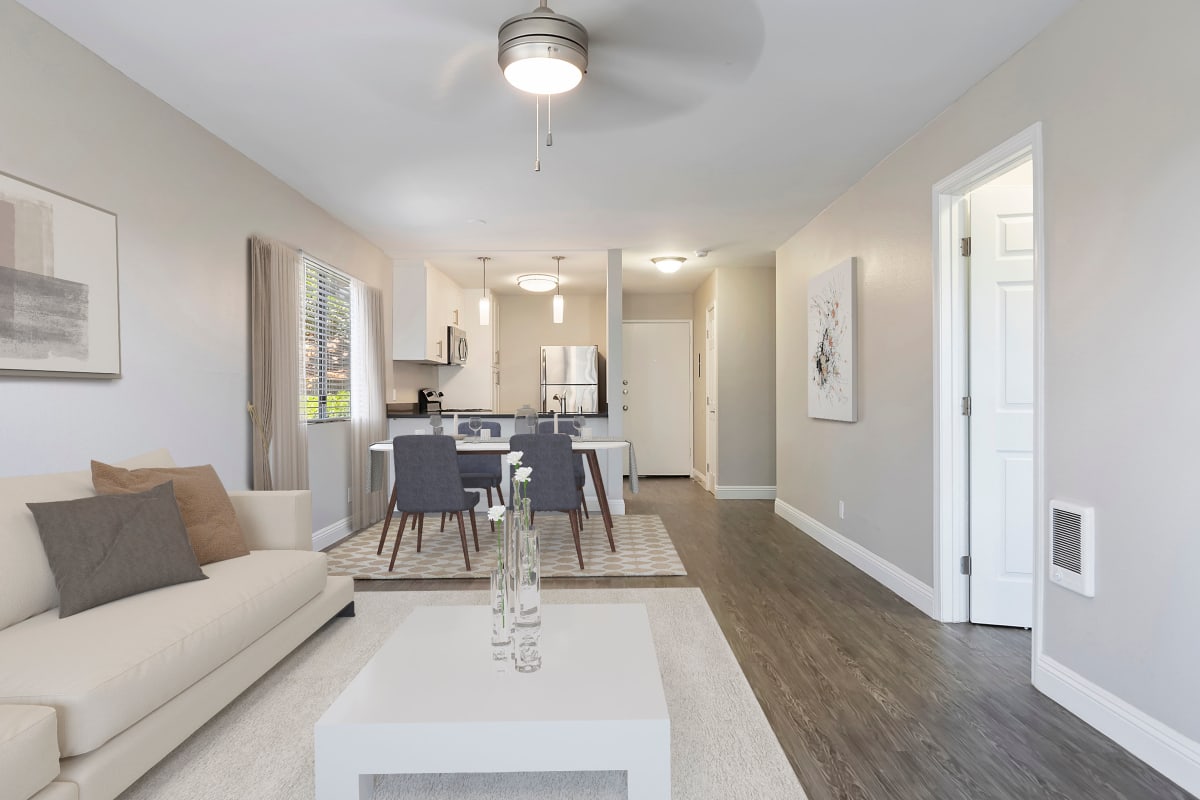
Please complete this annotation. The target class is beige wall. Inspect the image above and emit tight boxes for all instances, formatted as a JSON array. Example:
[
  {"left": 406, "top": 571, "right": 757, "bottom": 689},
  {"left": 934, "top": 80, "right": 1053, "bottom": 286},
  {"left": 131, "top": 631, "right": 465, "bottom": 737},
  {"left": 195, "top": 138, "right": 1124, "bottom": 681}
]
[
  {"left": 692, "top": 273, "right": 717, "bottom": 476},
  {"left": 497, "top": 293, "right": 607, "bottom": 412},
  {"left": 716, "top": 267, "right": 776, "bottom": 488},
  {"left": 776, "top": 0, "right": 1200, "bottom": 748},
  {"left": 623, "top": 292, "right": 694, "bottom": 321},
  {"left": 0, "top": 2, "right": 392, "bottom": 487}
]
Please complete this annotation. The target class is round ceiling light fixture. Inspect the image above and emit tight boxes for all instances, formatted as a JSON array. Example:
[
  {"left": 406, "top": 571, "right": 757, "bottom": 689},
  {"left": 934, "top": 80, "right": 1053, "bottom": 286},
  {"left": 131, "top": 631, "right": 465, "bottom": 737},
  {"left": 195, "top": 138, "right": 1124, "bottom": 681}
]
[
  {"left": 517, "top": 273, "right": 559, "bottom": 293},
  {"left": 652, "top": 256, "right": 687, "bottom": 274},
  {"left": 498, "top": 3, "right": 589, "bottom": 95}
]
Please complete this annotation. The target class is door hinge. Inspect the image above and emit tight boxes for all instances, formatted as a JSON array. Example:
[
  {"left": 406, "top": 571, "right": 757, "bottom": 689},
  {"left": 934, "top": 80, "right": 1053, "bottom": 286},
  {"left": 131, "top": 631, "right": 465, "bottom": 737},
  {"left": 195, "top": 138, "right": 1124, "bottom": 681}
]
[
  {"left": 960, "top": 236, "right": 972, "bottom": 257},
  {"left": 960, "top": 555, "right": 972, "bottom": 575},
  {"left": 961, "top": 396, "right": 972, "bottom": 416}
]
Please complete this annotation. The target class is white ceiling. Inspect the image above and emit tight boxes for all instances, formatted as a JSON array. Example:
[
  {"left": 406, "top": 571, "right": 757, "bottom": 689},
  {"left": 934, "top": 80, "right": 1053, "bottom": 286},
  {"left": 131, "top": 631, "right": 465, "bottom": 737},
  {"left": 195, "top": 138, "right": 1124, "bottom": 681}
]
[{"left": 18, "top": 0, "right": 1074, "bottom": 293}]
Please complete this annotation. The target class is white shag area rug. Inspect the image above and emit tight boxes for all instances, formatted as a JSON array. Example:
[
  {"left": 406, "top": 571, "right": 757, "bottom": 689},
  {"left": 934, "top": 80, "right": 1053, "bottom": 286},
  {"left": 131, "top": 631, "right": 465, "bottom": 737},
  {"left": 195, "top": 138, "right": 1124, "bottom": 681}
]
[{"left": 118, "top": 588, "right": 803, "bottom": 799}]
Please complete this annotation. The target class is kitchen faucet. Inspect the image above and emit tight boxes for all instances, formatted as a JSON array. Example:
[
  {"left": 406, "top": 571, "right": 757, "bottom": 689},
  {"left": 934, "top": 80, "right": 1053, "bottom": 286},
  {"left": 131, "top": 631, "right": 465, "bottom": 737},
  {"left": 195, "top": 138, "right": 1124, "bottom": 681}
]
[{"left": 552, "top": 393, "right": 566, "bottom": 414}]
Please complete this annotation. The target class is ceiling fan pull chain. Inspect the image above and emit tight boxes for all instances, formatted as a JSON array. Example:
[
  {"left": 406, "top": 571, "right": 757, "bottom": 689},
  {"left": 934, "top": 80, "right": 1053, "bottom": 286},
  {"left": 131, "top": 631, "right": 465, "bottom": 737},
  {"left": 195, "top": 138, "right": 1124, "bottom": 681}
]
[
  {"left": 534, "top": 94, "right": 541, "bottom": 172},
  {"left": 546, "top": 93, "right": 554, "bottom": 147}
]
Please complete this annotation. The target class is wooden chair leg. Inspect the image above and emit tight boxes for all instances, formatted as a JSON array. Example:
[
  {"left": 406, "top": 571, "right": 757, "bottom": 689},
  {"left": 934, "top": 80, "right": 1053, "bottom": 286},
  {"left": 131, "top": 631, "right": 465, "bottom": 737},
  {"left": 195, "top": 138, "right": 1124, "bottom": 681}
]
[
  {"left": 388, "top": 513, "right": 410, "bottom": 571},
  {"left": 469, "top": 507, "right": 480, "bottom": 551},
  {"left": 417, "top": 513, "right": 425, "bottom": 552},
  {"left": 568, "top": 510, "right": 585, "bottom": 570},
  {"left": 581, "top": 491, "right": 590, "bottom": 519},
  {"left": 440, "top": 512, "right": 447, "bottom": 532},
  {"left": 603, "top": 506, "right": 616, "bottom": 552},
  {"left": 377, "top": 482, "right": 399, "bottom": 555},
  {"left": 411, "top": 515, "right": 417, "bottom": 530},
  {"left": 486, "top": 488, "right": 495, "bottom": 531},
  {"left": 455, "top": 511, "right": 472, "bottom": 571},
  {"left": 530, "top": 510, "right": 535, "bottom": 524},
  {"left": 496, "top": 482, "right": 505, "bottom": 505}
]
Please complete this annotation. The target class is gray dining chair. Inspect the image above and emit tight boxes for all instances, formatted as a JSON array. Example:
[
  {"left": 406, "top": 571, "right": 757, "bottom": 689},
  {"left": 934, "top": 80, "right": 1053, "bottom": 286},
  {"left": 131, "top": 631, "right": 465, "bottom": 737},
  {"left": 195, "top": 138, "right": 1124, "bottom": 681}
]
[
  {"left": 536, "top": 419, "right": 589, "bottom": 519},
  {"left": 509, "top": 433, "right": 586, "bottom": 570},
  {"left": 438, "top": 421, "right": 505, "bottom": 534},
  {"left": 383, "top": 435, "right": 480, "bottom": 571}
]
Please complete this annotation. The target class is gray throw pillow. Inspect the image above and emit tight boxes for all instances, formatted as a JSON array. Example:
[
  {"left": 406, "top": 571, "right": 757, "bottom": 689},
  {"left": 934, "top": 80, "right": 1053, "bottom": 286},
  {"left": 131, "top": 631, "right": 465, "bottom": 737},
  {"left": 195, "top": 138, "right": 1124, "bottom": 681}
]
[{"left": 27, "top": 481, "right": 208, "bottom": 618}]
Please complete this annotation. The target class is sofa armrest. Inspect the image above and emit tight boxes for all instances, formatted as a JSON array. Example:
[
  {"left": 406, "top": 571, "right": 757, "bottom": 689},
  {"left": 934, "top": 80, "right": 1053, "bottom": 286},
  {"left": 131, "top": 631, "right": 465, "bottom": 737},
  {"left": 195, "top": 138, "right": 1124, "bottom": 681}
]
[
  {"left": 0, "top": 705, "right": 60, "bottom": 800},
  {"left": 226, "top": 490, "right": 312, "bottom": 551}
]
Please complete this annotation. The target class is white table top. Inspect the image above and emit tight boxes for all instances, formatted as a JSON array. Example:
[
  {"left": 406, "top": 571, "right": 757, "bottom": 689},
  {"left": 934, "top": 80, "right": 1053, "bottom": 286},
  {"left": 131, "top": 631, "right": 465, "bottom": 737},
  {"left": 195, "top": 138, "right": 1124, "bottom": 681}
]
[
  {"left": 317, "top": 604, "right": 668, "bottom": 728},
  {"left": 369, "top": 438, "right": 630, "bottom": 453}
]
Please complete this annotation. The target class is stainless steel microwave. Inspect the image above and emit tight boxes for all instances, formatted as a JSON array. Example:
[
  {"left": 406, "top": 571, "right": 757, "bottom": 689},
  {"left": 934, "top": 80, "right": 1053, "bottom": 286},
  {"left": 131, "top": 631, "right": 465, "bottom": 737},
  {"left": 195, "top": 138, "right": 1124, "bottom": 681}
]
[{"left": 447, "top": 325, "right": 468, "bottom": 365}]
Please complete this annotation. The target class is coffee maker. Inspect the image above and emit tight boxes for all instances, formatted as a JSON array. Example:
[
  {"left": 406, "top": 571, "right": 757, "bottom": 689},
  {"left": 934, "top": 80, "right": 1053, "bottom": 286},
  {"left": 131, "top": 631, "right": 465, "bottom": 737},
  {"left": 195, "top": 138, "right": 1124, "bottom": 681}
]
[{"left": 417, "top": 388, "right": 443, "bottom": 414}]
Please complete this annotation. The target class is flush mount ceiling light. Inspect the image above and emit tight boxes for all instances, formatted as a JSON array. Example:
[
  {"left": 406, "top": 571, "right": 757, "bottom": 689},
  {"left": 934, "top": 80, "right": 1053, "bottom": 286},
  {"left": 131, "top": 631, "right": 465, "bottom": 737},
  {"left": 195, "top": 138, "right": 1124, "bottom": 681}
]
[
  {"left": 499, "top": 2, "right": 588, "bottom": 171},
  {"left": 652, "top": 256, "right": 687, "bottom": 274},
  {"left": 517, "top": 273, "right": 559, "bottom": 293}
]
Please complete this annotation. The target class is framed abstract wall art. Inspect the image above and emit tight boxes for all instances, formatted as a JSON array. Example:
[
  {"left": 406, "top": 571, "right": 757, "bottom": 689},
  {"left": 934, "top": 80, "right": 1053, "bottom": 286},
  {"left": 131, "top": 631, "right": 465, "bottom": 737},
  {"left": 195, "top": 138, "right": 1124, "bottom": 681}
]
[
  {"left": 0, "top": 171, "right": 120, "bottom": 378},
  {"left": 807, "top": 257, "right": 856, "bottom": 422}
]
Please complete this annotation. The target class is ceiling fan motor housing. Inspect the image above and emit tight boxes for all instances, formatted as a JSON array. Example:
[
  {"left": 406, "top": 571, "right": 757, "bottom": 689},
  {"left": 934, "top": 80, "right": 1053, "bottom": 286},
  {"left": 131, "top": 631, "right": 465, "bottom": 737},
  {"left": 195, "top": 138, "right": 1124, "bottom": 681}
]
[{"left": 498, "top": 5, "right": 589, "bottom": 81}]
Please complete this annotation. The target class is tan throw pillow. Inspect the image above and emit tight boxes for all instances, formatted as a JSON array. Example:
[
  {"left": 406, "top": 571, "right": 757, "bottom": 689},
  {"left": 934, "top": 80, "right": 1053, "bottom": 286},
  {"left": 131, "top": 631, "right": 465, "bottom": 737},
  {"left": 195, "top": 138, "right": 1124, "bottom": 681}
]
[{"left": 91, "top": 461, "right": 250, "bottom": 565}]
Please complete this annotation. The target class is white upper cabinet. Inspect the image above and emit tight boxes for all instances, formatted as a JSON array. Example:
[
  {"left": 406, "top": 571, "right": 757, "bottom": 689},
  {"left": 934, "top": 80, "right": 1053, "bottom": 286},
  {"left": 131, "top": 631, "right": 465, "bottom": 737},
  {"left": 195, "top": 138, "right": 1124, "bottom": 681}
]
[{"left": 392, "top": 262, "right": 463, "bottom": 363}]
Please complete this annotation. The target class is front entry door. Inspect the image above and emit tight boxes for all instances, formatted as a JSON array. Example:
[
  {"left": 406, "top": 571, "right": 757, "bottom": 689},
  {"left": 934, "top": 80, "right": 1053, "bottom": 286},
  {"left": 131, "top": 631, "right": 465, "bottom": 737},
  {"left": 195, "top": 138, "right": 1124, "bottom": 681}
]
[
  {"left": 968, "top": 176, "right": 1034, "bottom": 627},
  {"left": 622, "top": 321, "right": 693, "bottom": 476}
]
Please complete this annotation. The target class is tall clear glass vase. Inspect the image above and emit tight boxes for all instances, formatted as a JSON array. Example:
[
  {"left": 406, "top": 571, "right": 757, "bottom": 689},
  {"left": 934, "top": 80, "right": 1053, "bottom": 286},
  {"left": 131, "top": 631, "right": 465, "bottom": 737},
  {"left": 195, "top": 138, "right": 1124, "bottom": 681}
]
[{"left": 511, "top": 498, "right": 542, "bottom": 673}]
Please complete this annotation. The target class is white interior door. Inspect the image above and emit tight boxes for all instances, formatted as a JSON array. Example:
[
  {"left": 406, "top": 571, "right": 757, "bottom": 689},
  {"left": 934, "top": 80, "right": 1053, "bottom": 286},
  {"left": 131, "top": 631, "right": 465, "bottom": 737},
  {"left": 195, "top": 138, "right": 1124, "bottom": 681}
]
[
  {"left": 705, "top": 304, "right": 717, "bottom": 492},
  {"left": 968, "top": 177, "right": 1034, "bottom": 627},
  {"left": 622, "top": 321, "right": 692, "bottom": 476}
]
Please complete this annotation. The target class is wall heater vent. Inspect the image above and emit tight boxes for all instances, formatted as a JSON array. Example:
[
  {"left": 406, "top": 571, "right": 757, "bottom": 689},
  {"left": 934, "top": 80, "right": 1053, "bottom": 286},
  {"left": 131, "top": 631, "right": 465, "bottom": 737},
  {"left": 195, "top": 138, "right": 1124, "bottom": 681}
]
[{"left": 1049, "top": 500, "right": 1095, "bottom": 597}]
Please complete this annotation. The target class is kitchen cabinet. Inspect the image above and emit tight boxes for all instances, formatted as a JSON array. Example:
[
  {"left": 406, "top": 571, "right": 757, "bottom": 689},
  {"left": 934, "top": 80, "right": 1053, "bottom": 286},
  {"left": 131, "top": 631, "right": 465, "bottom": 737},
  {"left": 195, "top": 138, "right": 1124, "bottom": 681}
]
[{"left": 392, "top": 262, "right": 463, "bottom": 363}]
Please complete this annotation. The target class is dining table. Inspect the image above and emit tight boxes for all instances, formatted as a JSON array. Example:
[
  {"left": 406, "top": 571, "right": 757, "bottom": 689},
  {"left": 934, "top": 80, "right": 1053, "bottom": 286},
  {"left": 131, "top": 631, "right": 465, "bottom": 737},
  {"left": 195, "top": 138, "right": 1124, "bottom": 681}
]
[{"left": 367, "top": 436, "right": 636, "bottom": 554}]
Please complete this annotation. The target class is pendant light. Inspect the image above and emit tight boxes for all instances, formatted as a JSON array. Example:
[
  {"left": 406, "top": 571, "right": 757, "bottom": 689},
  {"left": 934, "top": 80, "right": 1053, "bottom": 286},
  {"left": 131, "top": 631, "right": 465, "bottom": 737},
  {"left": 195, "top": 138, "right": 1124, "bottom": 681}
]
[
  {"left": 552, "top": 256, "right": 565, "bottom": 324},
  {"left": 477, "top": 257, "right": 491, "bottom": 326}
]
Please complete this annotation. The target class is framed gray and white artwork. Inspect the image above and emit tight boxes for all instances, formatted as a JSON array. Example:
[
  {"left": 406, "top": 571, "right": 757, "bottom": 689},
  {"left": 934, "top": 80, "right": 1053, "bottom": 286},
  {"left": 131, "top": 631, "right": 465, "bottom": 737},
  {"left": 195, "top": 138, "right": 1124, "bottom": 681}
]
[
  {"left": 807, "top": 257, "right": 856, "bottom": 422},
  {"left": 0, "top": 172, "right": 120, "bottom": 378}
]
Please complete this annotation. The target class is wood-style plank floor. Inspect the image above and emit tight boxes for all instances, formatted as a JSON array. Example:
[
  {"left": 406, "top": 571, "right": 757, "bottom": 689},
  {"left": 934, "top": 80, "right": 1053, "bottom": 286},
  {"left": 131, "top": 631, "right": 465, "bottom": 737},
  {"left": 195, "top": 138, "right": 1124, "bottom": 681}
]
[{"left": 355, "top": 478, "right": 1191, "bottom": 800}]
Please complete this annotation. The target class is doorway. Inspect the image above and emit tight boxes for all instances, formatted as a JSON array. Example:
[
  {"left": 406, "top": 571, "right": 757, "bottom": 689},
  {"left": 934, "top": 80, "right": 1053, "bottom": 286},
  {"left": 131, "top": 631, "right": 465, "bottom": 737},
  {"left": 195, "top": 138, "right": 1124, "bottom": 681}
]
[
  {"left": 622, "top": 320, "right": 693, "bottom": 476},
  {"left": 705, "top": 303, "right": 717, "bottom": 493},
  {"left": 932, "top": 124, "right": 1045, "bottom": 644}
]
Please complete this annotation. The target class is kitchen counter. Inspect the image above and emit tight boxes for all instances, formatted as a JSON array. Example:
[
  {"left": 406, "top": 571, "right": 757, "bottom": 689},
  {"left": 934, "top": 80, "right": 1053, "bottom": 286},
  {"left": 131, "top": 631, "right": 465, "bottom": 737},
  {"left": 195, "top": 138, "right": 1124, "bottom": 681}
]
[{"left": 386, "top": 410, "right": 609, "bottom": 419}]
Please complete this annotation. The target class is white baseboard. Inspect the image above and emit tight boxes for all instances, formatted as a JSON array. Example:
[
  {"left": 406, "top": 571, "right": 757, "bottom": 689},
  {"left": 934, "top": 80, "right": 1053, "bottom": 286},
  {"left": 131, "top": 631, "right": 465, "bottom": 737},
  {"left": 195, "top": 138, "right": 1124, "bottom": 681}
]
[
  {"left": 691, "top": 468, "right": 706, "bottom": 484},
  {"left": 774, "top": 499, "right": 935, "bottom": 617},
  {"left": 312, "top": 517, "right": 353, "bottom": 551},
  {"left": 583, "top": 495, "right": 625, "bottom": 516},
  {"left": 715, "top": 485, "right": 777, "bottom": 500},
  {"left": 1035, "top": 655, "right": 1200, "bottom": 796}
]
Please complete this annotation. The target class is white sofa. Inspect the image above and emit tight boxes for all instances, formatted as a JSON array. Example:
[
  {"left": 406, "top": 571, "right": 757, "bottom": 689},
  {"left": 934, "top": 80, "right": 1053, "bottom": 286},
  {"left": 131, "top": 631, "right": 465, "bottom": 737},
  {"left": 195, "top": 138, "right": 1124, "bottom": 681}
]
[{"left": 0, "top": 451, "right": 354, "bottom": 800}]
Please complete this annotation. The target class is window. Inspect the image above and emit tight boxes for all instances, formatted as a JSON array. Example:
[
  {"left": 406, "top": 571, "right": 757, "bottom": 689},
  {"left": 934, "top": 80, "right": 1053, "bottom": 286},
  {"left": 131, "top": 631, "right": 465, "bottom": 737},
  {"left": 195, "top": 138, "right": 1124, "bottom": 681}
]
[{"left": 303, "top": 256, "right": 351, "bottom": 421}]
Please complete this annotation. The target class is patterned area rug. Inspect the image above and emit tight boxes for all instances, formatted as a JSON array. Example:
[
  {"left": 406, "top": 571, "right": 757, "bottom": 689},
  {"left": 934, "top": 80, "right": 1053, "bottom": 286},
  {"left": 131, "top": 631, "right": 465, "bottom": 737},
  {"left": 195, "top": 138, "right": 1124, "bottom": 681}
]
[{"left": 326, "top": 514, "right": 686, "bottom": 579}]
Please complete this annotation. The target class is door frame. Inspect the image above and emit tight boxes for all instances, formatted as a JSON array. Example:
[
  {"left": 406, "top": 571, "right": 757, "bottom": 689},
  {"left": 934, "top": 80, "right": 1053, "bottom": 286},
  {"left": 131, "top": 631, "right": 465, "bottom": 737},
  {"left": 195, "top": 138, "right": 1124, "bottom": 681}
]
[
  {"left": 705, "top": 302, "right": 717, "bottom": 493},
  {"left": 620, "top": 319, "right": 694, "bottom": 476},
  {"left": 931, "top": 122, "right": 1045, "bottom": 659}
]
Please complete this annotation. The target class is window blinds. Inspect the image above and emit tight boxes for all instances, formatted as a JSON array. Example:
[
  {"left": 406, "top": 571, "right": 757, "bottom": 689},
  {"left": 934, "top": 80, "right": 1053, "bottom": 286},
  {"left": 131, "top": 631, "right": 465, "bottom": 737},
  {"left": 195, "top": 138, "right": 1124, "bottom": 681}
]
[{"left": 303, "top": 257, "right": 351, "bottom": 421}]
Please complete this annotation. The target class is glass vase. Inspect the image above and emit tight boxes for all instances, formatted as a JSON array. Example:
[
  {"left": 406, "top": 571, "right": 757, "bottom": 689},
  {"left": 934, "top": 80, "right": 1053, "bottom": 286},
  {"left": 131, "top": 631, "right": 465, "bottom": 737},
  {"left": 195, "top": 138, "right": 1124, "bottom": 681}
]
[
  {"left": 489, "top": 568, "right": 511, "bottom": 669},
  {"left": 512, "top": 504, "right": 542, "bottom": 673}
]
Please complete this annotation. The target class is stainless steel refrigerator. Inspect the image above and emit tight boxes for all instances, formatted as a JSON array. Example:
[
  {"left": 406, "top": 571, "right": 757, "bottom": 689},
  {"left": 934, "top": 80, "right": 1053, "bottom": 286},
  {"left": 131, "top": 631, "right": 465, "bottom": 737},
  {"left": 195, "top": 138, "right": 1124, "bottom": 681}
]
[{"left": 540, "top": 345, "right": 599, "bottom": 413}]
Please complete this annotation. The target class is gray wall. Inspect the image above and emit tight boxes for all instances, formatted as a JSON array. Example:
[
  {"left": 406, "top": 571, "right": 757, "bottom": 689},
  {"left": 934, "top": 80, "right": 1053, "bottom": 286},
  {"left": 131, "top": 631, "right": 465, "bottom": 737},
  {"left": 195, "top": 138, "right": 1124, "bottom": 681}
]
[
  {"left": 307, "top": 421, "right": 350, "bottom": 533},
  {"left": 776, "top": 0, "right": 1200, "bottom": 745},
  {"left": 716, "top": 267, "right": 776, "bottom": 488},
  {"left": 0, "top": 2, "right": 392, "bottom": 488}
]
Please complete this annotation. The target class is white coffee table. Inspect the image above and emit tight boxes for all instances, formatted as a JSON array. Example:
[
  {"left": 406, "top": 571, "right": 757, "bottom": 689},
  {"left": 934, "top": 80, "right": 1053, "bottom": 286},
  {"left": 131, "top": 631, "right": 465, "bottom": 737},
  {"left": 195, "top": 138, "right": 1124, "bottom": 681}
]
[{"left": 315, "top": 603, "right": 671, "bottom": 799}]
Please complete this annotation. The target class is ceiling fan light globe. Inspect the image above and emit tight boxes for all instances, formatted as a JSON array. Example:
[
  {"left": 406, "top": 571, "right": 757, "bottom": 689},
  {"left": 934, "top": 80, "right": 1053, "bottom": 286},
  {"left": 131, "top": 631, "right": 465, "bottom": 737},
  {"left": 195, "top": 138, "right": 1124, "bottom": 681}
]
[{"left": 503, "top": 58, "right": 583, "bottom": 95}]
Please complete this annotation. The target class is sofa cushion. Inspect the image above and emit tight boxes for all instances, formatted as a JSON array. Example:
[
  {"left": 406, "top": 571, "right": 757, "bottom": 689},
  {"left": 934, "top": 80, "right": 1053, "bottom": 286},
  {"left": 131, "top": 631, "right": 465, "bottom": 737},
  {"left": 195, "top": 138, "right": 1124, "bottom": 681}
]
[
  {"left": 91, "top": 462, "right": 250, "bottom": 565},
  {"left": 0, "top": 705, "right": 59, "bottom": 800},
  {"left": 0, "top": 450, "right": 175, "bottom": 630},
  {"left": 27, "top": 482, "right": 208, "bottom": 618},
  {"left": 0, "top": 549, "right": 327, "bottom": 757}
]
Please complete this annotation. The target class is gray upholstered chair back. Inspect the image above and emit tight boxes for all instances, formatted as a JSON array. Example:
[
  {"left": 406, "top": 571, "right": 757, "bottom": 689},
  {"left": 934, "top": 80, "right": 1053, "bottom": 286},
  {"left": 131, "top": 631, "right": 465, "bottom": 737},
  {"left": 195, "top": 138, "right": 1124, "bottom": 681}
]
[
  {"left": 536, "top": 419, "right": 583, "bottom": 435},
  {"left": 392, "top": 435, "right": 469, "bottom": 513},
  {"left": 508, "top": 433, "right": 578, "bottom": 512},
  {"left": 457, "top": 421, "right": 502, "bottom": 476}
]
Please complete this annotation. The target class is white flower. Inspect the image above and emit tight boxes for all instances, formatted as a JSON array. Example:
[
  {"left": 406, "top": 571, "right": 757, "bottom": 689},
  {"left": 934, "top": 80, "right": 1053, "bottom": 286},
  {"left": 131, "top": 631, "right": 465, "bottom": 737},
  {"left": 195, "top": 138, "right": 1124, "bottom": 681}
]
[
  {"left": 506, "top": 451, "right": 523, "bottom": 466},
  {"left": 487, "top": 505, "right": 505, "bottom": 522},
  {"left": 513, "top": 466, "right": 533, "bottom": 483}
]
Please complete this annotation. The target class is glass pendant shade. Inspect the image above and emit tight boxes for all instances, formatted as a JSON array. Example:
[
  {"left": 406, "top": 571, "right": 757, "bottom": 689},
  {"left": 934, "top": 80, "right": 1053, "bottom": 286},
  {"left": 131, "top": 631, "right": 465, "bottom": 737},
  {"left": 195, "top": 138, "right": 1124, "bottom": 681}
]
[
  {"left": 479, "top": 295, "right": 491, "bottom": 326},
  {"left": 552, "top": 293, "right": 564, "bottom": 324}
]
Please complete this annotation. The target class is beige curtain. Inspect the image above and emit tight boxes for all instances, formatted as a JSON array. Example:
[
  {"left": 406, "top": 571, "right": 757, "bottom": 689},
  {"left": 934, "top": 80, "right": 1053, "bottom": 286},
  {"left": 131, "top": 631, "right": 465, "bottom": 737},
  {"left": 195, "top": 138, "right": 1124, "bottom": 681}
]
[
  {"left": 349, "top": 279, "right": 387, "bottom": 529},
  {"left": 249, "top": 235, "right": 309, "bottom": 491}
]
